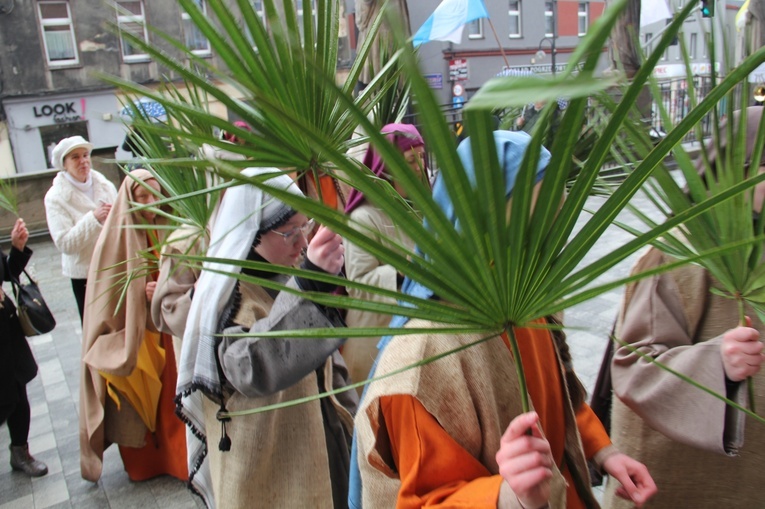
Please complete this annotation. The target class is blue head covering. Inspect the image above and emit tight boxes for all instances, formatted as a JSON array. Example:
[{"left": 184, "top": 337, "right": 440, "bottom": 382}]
[{"left": 348, "top": 130, "right": 551, "bottom": 508}]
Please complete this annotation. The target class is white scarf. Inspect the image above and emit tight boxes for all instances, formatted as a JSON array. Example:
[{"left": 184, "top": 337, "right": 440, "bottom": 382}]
[
  {"left": 176, "top": 167, "right": 303, "bottom": 508},
  {"left": 62, "top": 171, "right": 94, "bottom": 201}
]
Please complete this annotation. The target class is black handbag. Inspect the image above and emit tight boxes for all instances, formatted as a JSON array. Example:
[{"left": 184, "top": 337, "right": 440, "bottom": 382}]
[{"left": 10, "top": 269, "right": 56, "bottom": 336}]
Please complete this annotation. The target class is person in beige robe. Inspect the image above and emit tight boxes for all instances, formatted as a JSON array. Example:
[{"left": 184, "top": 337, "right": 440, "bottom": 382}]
[
  {"left": 177, "top": 168, "right": 358, "bottom": 509},
  {"left": 605, "top": 107, "right": 765, "bottom": 508},
  {"left": 343, "top": 123, "right": 425, "bottom": 389},
  {"left": 79, "top": 169, "right": 187, "bottom": 483}
]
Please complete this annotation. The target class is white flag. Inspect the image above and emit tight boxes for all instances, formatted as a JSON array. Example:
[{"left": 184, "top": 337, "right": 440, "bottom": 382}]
[{"left": 640, "top": 0, "right": 673, "bottom": 27}]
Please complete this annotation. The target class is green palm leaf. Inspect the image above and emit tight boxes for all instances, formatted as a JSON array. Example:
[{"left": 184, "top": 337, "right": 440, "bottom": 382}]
[
  {"left": 105, "top": 0, "right": 765, "bottom": 422},
  {"left": 0, "top": 177, "right": 18, "bottom": 217}
]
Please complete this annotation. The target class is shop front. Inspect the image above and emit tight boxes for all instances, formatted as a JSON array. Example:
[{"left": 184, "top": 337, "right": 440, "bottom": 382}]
[{"left": 3, "top": 90, "right": 126, "bottom": 174}]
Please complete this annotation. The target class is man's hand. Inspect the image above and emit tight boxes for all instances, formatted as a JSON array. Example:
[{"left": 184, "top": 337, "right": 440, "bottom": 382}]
[{"left": 721, "top": 319, "right": 764, "bottom": 382}]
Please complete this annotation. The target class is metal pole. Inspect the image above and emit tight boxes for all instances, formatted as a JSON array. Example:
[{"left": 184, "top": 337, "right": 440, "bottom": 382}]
[
  {"left": 486, "top": 17, "right": 511, "bottom": 69},
  {"left": 551, "top": 0, "right": 557, "bottom": 76}
]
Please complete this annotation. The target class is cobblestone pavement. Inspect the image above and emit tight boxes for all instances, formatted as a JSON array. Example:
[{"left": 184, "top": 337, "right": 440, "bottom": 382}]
[{"left": 0, "top": 189, "right": 659, "bottom": 508}]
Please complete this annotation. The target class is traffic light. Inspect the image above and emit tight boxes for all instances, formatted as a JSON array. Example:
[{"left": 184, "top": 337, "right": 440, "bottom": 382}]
[{"left": 701, "top": 0, "right": 714, "bottom": 18}]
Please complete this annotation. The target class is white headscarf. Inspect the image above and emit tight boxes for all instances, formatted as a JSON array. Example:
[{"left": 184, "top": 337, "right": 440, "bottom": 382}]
[{"left": 176, "top": 167, "right": 303, "bottom": 507}]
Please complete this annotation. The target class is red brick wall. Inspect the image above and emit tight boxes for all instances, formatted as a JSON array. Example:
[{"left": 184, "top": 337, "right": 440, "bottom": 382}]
[{"left": 557, "top": 1, "right": 606, "bottom": 37}]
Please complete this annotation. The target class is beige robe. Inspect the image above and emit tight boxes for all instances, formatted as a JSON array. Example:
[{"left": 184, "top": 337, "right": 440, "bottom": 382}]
[
  {"left": 605, "top": 247, "right": 765, "bottom": 508},
  {"left": 344, "top": 203, "right": 414, "bottom": 389},
  {"left": 356, "top": 319, "right": 599, "bottom": 508},
  {"left": 79, "top": 170, "right": 165, "bottom": 482},
  {"left": 209, "top": 280, "right": 357, "bottom": 509}
]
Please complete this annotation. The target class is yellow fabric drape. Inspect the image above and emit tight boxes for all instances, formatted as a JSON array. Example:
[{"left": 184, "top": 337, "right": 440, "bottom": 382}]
[{"left": 100, "top": 330, "right": 165, "bottom": 432}]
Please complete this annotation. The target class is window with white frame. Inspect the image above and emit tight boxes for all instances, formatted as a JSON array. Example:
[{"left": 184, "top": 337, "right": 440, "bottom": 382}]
[
  {"left": 251, "top": 0, "right": 265, "bottom": 24},
  {"left": 182, "top": 0, "right": 211, "bottom": 56},
  {"left": 116, "top": 1, "right": 148, "bottom": 62},
  {"left": 37, "top": 1, "right": 79, "bottom": 66},
  {"left": 578, "top": 3, "right": 588, "bottom": 36},
  {"left": 703, "top": 32, "right": 708, "bottom": 58},
  {"left": 468, "top": 19, "right": 484, "bottom": 39},
  {"left": 296, "top": 0, "right": 317, "bottom": 42},
  {"left": 245, "top": 0, "right": 266, "bottom": 47},
  {"left": 544, "top": 1, "right": 554, "bottom": 38},
  {"left": 689, "top": 32, "right": 697, "bottom": 58},
  {"left": 508, "top": 1, "right": 521, "bottom": 38},
  {"left": 644, "top": 32, "right": 653, "bottom": 53}
]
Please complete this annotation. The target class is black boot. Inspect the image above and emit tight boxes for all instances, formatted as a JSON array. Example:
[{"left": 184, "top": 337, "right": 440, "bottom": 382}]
[{"left": 9, "top": 444, "right": 48, "bottom": 477}]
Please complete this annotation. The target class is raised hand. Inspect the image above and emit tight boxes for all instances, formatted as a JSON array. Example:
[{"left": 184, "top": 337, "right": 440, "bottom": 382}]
[
  {"left": 11, "top": 218, "right": 28, "bottom": 251},
  {"left": 721, "top": 318, "right": 764, "bottom": 382},
  {"left": 496, "top": 412, "right": 553, "bottom": 509},
  {"left": 145, "top": 281, "right": 157, "bottom": 302},
  {"left": 306, "top": 225, "right": 344, "bottom": 275},
  {"left": 94, "top": 201, "right": 112, "bottom": 224}
]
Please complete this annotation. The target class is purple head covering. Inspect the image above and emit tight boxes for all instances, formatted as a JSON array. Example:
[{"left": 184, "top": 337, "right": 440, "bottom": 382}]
[{"left": 344, "top": 123, "right": 426, "bottom": 214}]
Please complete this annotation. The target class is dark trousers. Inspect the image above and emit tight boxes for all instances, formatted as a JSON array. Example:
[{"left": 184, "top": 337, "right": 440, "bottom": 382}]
[
  {"left": 0, "top": 382, "right": 31, "bottom": 446},
  {"left": 71, "top": 278, "right": 87, "bottom": 323}
]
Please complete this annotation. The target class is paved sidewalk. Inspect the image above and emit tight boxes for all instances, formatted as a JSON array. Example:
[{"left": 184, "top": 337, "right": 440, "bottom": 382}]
[
  {"left": 0, "top": 240, "right": 203, "bottom": 509},
  {"left": 0, "top": 189, "right": 660, "bottom": 508}
]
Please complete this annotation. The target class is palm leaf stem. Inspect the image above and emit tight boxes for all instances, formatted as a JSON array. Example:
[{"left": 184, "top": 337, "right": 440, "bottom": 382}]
[
  {"left": 505, "top": 328, "right": 530, "bottom": 413},
  {"left": 220, "top": 330, "right": 501, "bottom": 417}
]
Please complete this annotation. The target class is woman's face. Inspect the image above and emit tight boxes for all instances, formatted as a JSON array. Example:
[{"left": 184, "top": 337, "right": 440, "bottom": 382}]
[
  {"left": 394, "top": 145, "right": 427, "bottom": 198},
  {"left": 255, "top": 213, "right": 310, "bottom": 267},
  {"left": 63, "top": 147, "right": 92, "bottom": 183},
  {"left": 133, "top": 178, "right": 161, "bottom": 222}
]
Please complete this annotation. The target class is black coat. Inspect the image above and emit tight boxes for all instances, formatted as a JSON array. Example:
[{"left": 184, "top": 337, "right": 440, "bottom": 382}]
[{"left": 0, "top": 245, "right": 38, "bottom": 406}]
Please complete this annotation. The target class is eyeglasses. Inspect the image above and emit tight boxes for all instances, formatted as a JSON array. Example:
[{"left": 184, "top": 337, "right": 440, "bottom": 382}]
[{"left": 270, "top": 219, "right": 315, "bottom": 245}]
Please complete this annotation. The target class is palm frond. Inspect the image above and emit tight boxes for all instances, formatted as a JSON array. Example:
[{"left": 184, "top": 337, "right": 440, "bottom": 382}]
[
  {"left": 0, "top": 177, "right": 18, "bottom": 217},
  {"left": 102, "top": 0, "right": 765, "bottom": 420}
]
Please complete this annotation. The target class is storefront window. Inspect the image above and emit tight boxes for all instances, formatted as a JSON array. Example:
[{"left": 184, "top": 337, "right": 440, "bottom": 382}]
[
  {"left": 182, "top": 0, "right": 211, "bottom": 56},
  {"left": 116, "top": 1, "right": 149, "bottom": 62},
  {"left": 40, "top": 121, "right": 89, "bottom": 169},
  {"left": 37, "top": 1, "right": 79, "bottom": 67}
]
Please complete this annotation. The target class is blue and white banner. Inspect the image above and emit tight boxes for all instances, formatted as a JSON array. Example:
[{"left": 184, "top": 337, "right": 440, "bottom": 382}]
[{"left": 413, "top": 0, "right": 489, "bottom": 47}]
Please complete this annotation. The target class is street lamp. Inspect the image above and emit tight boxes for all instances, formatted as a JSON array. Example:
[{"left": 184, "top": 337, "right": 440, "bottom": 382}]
[{"left": 531, "top": 36, "right": 557, "bottom": 76}]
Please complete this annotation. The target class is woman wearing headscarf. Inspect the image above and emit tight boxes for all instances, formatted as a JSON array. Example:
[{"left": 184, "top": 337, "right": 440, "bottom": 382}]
[
  {"left": 177, "top": 168, "right": 358, "bottom": 509},
  {"left": 44, "top": 136, "right": 118, "bottom": 321},
  {"left": 352, "top": 131, "right": 656, "bottom": 509},
  {"left": 0, "top": 218, "right": 47, "bottom": 477},
  {"left": 343, "top": 123, "right": 427, "bottom": 389},
  {"left": 605, "top": 107, "right": 765, "bottom": 508},
  {"left": 79, "top": 169, "right": 187, "bottom": 483}
]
